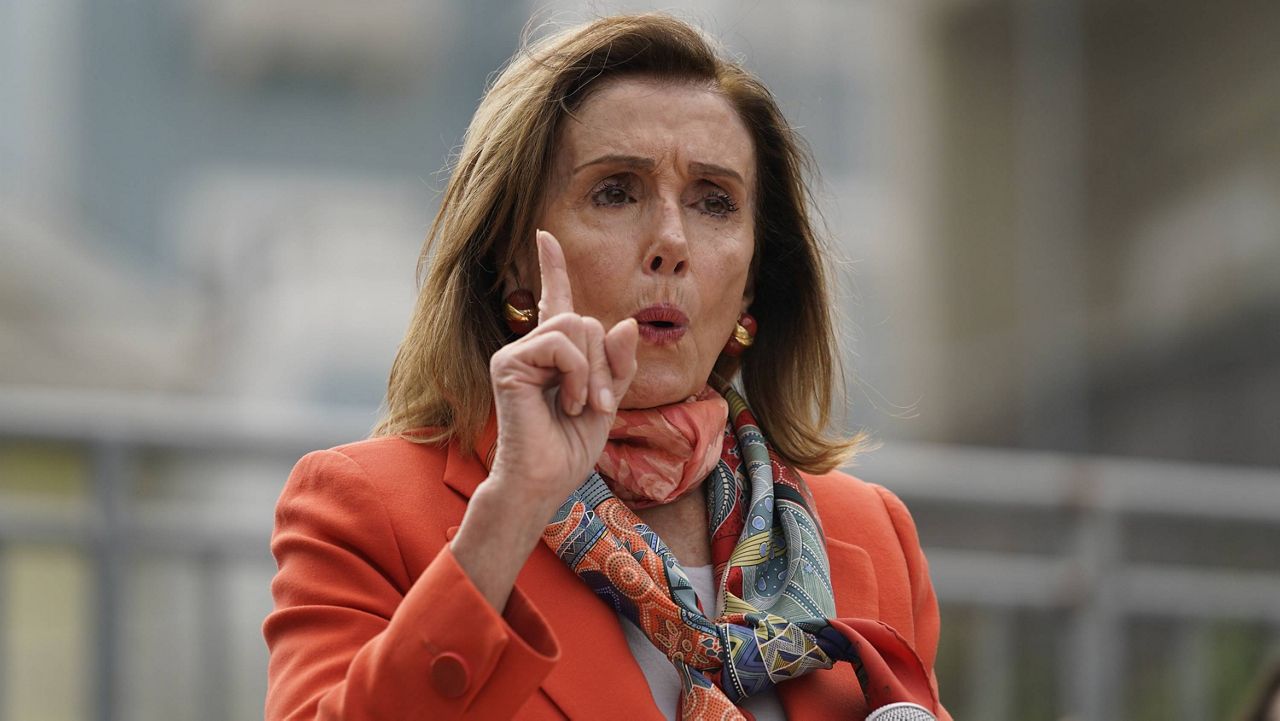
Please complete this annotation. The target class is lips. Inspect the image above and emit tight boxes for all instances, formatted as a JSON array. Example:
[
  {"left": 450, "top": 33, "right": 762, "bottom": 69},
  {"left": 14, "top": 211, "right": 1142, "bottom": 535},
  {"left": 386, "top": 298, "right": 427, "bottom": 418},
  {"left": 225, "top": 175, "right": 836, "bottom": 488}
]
[{"left": 632, "top": 304, "right": 689, "bottom": 345}]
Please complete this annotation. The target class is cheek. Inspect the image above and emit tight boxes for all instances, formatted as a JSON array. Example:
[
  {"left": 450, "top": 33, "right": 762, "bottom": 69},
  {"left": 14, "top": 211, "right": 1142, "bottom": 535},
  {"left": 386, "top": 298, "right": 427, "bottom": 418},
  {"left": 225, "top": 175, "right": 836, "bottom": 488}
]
[
  {"left": 696, "top": 253, "right": 752, "bottom": 345},
  {"left": 563, "top": 247, "right": 630, "bottom": 315},
  {"left": 704, "top": 239, "right": 753, "bottom": 302}
]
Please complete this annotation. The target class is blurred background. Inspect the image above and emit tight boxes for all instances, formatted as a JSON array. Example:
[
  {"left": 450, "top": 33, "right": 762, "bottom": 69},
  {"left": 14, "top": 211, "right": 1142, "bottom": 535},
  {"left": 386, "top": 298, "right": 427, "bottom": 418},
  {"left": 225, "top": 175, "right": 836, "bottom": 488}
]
[{"left": 2, "top": 0, "right": 1278, "bottom": 719}]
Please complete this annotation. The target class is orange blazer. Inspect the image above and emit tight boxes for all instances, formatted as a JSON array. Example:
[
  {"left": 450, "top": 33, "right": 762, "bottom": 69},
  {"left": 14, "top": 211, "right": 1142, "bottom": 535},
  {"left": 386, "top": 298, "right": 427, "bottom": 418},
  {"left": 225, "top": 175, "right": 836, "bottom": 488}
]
[{"left": 264, "top": 429, "right": 951, "bottom": 720}]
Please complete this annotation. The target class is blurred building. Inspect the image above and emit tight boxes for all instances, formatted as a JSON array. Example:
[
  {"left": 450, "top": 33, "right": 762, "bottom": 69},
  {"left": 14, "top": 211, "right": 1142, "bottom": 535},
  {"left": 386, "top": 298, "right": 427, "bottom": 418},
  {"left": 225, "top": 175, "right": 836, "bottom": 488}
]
[
  {"left": 926, "top": 0, "right": 1280, "bottom": 466},
  {"left": 4, "top": 0, "right": 1277, "bottom": 462},
  {"left": 1, "top": 1, "right": 1278, "bottom": 720}
]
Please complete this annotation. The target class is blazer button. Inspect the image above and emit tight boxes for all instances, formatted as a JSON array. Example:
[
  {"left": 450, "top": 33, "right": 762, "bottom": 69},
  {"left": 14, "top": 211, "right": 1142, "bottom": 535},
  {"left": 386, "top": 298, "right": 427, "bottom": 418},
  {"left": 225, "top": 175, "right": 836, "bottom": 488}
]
[{"left": 430, "top": 652, "right": 470, "bottom": 698}]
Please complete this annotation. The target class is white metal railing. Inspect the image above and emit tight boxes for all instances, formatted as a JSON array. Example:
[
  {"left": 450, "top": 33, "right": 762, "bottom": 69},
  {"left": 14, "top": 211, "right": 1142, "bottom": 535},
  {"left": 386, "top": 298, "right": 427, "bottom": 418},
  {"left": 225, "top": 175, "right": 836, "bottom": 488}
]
[
  {"left": 1, "top": 384, "right": 1278, "bottom": 721},
  {"left": 856, "top": 441, "right": 1280, "bottom": 720}
]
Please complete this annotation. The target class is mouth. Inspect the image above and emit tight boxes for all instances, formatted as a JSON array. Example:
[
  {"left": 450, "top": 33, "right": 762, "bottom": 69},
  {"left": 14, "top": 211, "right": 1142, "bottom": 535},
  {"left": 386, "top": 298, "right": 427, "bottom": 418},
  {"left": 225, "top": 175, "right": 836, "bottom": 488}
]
[{"left": 632, "top": 304, "right": 689, "bottom": 345}]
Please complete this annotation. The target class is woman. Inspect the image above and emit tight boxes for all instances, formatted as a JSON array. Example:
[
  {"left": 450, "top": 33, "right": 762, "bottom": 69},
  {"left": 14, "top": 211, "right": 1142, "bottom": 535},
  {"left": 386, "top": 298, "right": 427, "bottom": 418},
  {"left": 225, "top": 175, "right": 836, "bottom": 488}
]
[{"left": 265, "top": 13, "right": 950, "bottom": 721}]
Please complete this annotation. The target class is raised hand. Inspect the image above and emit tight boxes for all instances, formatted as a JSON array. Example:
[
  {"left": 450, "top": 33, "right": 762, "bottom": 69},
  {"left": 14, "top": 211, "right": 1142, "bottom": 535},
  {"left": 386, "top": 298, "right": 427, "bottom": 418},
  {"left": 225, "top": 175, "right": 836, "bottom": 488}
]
[
  {"left": 484, "top": 230, "right": 639, "bottom": 514},
  {"left": 452, "top": 230, "right": 637, "bottom": 611}
]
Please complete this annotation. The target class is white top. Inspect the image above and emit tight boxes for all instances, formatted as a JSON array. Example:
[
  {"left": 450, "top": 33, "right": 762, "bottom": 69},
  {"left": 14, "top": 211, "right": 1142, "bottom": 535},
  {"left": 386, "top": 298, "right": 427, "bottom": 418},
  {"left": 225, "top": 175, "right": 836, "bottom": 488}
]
[{"left": 617, "top": 564, "right": 787, "bottom": 721}]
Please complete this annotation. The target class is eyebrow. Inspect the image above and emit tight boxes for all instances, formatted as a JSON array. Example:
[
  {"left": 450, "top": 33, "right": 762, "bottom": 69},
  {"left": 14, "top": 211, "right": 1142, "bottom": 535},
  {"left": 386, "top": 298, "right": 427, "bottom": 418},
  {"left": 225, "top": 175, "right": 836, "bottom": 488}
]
[{"left": 572, "top": 153, "right": 745, "bottom": 185}]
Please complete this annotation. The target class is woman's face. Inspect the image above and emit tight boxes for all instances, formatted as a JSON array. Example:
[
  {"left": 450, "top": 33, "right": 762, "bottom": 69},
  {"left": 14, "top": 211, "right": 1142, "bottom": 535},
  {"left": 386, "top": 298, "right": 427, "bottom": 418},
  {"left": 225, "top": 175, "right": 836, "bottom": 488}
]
[{"left": 528, "top": 78, "right": 757, "bottom": 409}]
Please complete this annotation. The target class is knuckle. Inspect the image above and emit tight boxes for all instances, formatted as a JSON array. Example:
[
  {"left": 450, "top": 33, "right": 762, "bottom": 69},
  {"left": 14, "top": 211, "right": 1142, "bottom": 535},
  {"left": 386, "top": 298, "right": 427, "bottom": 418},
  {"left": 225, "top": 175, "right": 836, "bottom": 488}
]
[
  {"left": 489, "top": 361, "right": 519, "bottom": 388},
  {"left": 492, "top": 372, "right": 521, "bottom": 392},
  {"left": 542, "top": 314, "right": 574, "bottom": 331}
]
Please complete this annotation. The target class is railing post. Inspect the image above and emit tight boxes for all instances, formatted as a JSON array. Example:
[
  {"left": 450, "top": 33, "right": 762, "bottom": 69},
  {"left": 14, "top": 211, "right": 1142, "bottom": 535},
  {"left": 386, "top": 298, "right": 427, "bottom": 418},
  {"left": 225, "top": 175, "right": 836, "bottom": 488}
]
[
  {"left": 1174, "top": 622, "right": 1210, "bottom": 721},
  {"left": 198, "top": 550, "right": 230, "bottom": 721},
  {"left": 90, "top": 441, "right": 130, "bottom": 721},
  {"left": 1063, "top": 500, "right": 1123, "bottom": 721},
  {"left": 969, "top": 607, "right": 1014, "bottom": 721},
  {"left": 1064, "top": 507, "right": 1116, "bottom": 721}
]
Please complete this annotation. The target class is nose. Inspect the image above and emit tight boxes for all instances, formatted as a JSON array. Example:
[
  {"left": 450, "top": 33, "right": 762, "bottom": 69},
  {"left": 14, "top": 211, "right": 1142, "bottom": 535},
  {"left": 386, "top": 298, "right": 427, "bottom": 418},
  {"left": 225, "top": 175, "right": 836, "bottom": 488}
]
[{"left": 642, "top": 198, "right": 689, "bottom": 276}]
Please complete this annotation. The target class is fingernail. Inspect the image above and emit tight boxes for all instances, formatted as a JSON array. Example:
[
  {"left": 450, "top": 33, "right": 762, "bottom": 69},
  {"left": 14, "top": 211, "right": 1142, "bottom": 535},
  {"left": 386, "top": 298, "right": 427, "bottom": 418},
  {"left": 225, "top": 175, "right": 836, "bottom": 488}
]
[{"left": 599, "top": 387, "right": 614, "bottom": 412}]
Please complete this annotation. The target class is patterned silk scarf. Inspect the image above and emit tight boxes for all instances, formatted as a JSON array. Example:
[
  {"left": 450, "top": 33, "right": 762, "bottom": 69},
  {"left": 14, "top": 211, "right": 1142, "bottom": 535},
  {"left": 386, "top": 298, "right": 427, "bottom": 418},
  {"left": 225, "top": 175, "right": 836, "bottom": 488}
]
[{"left": 542, "top": 385, "right": 939, "bottom": 719}]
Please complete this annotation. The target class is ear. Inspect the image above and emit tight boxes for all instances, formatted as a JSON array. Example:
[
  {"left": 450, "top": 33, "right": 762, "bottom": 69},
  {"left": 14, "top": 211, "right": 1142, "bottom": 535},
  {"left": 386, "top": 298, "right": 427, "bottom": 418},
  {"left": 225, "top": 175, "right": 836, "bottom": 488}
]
[
  {"left": 502, "top": 234, "right": 539, "bottom": 296},
  {"left": 501, "top": 266, "right": 522, "bottom": 297},
  {"left": 740, "top": 275, "right": 755, "bottom": 315}
]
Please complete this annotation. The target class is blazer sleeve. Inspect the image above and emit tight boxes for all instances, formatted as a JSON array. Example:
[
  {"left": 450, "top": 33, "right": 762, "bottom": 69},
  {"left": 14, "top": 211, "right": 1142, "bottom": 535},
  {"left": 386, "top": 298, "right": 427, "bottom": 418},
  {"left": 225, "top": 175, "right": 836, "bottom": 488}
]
[
  {"left": 263, "top": 449, "right": 560, "bottom": 720},
  {"left": 872, "top": 484, "right": 953, "bottom": 721}
]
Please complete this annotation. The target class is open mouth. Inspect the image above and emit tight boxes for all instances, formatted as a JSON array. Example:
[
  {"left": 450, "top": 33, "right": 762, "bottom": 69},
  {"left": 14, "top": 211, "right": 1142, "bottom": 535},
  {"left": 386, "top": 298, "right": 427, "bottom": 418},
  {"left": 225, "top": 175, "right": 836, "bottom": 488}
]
[{"left": 632, "top": 305, "right": 689, "bottom": 345}]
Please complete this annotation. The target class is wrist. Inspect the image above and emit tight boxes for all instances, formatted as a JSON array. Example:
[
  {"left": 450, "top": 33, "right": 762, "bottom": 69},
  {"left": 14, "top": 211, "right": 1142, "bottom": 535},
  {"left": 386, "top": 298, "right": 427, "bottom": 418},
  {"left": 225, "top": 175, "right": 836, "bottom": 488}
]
[
  {"left": 482, "top": 465, "right": 569, "bottom": 518},
  {"left": 468, "top": 475, "right": 562, "bottom": 542},
  {"left": 451, "top": 478, "right": 557, "bottom": 614}
]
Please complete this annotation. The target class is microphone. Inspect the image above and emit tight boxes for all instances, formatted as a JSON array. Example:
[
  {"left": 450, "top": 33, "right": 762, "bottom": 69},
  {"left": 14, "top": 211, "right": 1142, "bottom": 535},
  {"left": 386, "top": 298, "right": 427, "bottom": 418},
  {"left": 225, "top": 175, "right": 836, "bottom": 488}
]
[{"left": 866, "top": 702, "right": 937, "bottom": 721}]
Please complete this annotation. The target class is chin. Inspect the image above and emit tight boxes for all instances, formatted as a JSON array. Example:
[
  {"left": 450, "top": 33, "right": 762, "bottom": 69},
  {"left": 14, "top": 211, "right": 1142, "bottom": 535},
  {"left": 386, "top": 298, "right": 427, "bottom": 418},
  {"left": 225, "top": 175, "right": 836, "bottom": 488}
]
[
  {"left": 621, "top": 349, "right": 715, "bottom": 408},
  {"left": 620, "top": 370, "right": 703, "bottom": 410}
]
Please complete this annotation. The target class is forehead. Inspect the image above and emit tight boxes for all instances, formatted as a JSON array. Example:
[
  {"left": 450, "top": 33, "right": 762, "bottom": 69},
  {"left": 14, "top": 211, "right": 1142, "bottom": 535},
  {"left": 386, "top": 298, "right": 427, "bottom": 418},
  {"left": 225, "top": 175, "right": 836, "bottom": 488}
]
[{"left": 554, "top": 78, "right": 755, "bottom": 183}]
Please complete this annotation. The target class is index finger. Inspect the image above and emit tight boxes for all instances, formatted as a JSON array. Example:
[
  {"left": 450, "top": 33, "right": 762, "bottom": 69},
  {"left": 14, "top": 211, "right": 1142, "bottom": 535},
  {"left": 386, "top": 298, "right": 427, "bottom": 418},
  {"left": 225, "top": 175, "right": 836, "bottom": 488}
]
[{"left": 536, "top": 229, "right": 575, "bottom": 320}]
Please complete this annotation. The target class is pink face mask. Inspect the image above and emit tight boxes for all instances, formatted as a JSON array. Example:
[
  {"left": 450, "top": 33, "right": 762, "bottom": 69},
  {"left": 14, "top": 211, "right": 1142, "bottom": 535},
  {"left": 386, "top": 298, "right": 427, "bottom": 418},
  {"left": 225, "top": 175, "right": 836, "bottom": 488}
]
[{"left": 595, "top": 386, "right": 729, "bottom": 509}]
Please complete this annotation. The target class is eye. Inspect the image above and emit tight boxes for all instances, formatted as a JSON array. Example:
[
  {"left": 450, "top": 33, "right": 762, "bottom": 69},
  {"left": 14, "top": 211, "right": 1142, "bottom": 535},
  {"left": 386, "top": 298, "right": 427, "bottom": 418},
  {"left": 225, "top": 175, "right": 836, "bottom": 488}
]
[
  {"left": 590, "top": 177, "right": 637, "bottom": 207},
  {"left": 696, "top": 189, "right": 739, "bottom": 218}
]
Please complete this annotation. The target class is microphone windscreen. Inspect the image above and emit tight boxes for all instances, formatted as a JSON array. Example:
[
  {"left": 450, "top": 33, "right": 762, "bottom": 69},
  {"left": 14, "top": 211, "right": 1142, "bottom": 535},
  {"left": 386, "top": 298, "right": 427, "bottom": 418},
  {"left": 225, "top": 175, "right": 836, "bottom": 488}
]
[{"left": 865, "top": 702, "right": 937, "bottom": 721}]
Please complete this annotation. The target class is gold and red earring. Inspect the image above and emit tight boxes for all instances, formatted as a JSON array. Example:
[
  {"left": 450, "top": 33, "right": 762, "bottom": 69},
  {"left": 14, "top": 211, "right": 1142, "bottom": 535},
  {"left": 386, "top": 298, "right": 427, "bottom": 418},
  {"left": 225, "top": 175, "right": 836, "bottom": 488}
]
[
  {"left": 722, "top": 313, "right": 757, "bottom": 357},
  {"left": 503, "top": 289, "right": 537, "bottom": 336}
]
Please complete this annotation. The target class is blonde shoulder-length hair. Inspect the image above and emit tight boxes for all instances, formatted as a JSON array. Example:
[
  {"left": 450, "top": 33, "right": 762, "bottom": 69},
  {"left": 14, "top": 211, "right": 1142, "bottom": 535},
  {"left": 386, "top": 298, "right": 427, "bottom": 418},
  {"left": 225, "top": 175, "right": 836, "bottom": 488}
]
[{"left": 374, "top": 13, "right": 865, "bottom": 473}]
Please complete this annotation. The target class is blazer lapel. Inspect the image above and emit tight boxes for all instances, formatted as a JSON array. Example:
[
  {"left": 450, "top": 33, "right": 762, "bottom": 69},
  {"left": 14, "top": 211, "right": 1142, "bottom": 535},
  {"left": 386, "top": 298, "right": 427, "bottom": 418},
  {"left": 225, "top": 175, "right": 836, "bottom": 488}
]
[
  {"left": 827, "top": 537, "right": 879, "bottom": 619},
  {"left": 518, "top": 541, "right": 665, "bottom": 720}
]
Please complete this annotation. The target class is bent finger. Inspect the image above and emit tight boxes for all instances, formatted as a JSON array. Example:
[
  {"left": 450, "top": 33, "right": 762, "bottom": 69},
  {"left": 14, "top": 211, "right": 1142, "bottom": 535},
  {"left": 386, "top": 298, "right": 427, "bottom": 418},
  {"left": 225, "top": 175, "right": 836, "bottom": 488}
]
[
  {"left": 531, "top": 313, "right": 590, "bottom": 401},
  {"left": 502, "top": 330, "right": 590, "bottom": 415}
]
